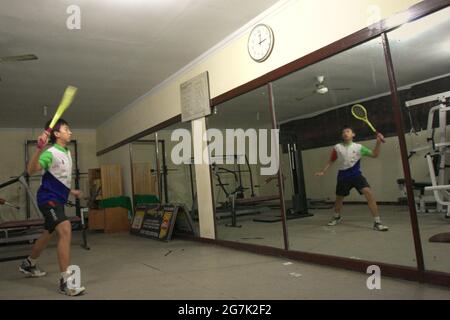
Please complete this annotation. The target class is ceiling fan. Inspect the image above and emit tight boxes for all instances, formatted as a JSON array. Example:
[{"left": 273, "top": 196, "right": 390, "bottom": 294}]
[
  {"left": 296, "top": 76, "right": 350, "bottom": 102},
  {"left": 0, "top": 54, "right": 38, "bottom": 82}
]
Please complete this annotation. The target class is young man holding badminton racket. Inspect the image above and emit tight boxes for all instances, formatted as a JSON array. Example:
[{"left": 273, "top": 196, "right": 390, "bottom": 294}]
[
  {"left": 315, "top": 126, "right": 389, "bottom": 232},
  {"left": 19, "top": 86, "right": 86, "bottom": 296}
]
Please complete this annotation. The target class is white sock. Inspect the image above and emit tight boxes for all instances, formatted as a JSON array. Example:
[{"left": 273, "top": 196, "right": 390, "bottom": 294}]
[
  {"left": 334, "top": 213, "right": 341, "bottom": 219},
  {"left": 27, "top": 257, "right": 37, "bottom": 267},
  {"left": 374, "top": 216, "right": 381, "bottom": 224},
  {"left": 61, "top": 271, "right": 71, "bottom": 281}
]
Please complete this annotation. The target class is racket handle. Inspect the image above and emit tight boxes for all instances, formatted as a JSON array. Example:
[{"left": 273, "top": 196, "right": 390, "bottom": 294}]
[
  {"left": 376, "top": 132, "right": 386, "bottom": 144},
  {"left": 37, "top": 128, "right": 53, "bottom": 149}
]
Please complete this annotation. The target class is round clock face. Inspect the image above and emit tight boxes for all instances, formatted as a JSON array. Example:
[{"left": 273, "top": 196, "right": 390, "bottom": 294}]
[{"left": 248, "top": 24, "right": 274, "bottom": 62}]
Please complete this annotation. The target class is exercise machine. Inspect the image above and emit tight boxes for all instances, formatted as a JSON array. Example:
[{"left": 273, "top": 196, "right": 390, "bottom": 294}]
[
  {"left": 0, "top": 198, "right": 20, "bottom": 210},
  {"left": 254, "top": 133, "right": 314, "bottom": 223},
  {"left": 0, "top": 173, "right": 90, "bottom": 262},
  {"left": 189, "top": 155, "right": 273, "bottom": 227},
  {"left": 0, "top": 173, "right": 44, "bottom": 245},
  {"left": 403, "top": 91, "right": 450, "bottom": 243},
  {"left": 211, "top": 160, "right": 267, "bottom": 228},
  {"left": 399, "top": 91, "right": 450, "bottom": 216}
]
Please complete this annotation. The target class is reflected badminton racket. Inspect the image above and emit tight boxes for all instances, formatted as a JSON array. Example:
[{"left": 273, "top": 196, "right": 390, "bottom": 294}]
[{"left": 351, "top": 104, "right": 385, "bottom": 143}]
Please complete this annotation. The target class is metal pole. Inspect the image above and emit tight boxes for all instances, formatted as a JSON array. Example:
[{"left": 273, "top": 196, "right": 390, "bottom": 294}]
[
  {"left": 73, "top": 141, "right": 81, "bottom": 218},
  {"left": 245, "top": 155, "right": 256, "bottom": 197},
  {"left": 268, "top": 83, "right": 289, "bottom": 250},
  {"left": 381, "top": 32, "right": 425, "bottom": 273},
  {"left": 25, "top": 141, "right": 30, "bottom": 219},
  {"left": 287, "top": 143, "right": 295, "bottom": 199},
  {"left": 161, "top": 140, "right": 169, "bottom": 203},
  {"left": 154, "top": 133, "right": 163, "bottom": 203},
  {"left": 189, "top": 163, "right": 195, "bottom": 204},
  {"left": 129, "top": 143, "right": 136, "bottom": 214},
  {"left": 438, "top": 106, "right": 447, "bottom": 208},
  {"left": 18, "top": 175, "right": 42, "bottom": 218}
]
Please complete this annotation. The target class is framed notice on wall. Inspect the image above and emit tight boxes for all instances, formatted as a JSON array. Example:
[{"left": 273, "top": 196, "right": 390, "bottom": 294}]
[
  {"left": 180, "top": 71, "right": 211, "bottom": 122},
  {"left": 131, "top": 204, "right": 196, "bottom": 241}
]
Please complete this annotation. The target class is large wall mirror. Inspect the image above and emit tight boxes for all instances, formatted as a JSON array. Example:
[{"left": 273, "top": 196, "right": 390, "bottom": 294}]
[
  {"left": 124, "top": 5, "right": 449, "bottom": 278},
  {"left": 159, "top": 122, "right": 199, "bottom": 235},
  {"left": 388, "top": 7, "right": 450, "bottom": 274},
  {"left": 130, "top": 133, "right": 162, "bottom": 207},
  {"left": 206, "top": 86, "right": 285, "bottom": 248},
  {"left": 272, "top": 36, "right": 418, "bottom": 266}
]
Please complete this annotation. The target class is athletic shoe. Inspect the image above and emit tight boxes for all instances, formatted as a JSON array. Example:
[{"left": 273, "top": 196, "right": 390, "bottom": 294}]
[
  {"left": 327, "top": 216, "right": 342, "bottom": 226},
  {"left": 59, "top": 277, "right": 86, "bottom": 297},
  {"left": 19, "top": 259, "right": 47, "bottom": 278},
  {"left": 373, "top": 222, "right": 389, "bottom": 232}
]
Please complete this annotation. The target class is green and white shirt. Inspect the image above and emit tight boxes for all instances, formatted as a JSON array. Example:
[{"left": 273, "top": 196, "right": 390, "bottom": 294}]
[
  {"left": 37, "top": 144, "right": 72, "bottom": 205},
  {"left": 330, "top": 143, "right": 373, "bottom": 181}
]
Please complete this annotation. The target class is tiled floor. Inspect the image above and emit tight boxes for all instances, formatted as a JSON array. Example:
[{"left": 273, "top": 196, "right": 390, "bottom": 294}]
[{"left": 0, "top": 232, "right": 449, "bottom": 300}]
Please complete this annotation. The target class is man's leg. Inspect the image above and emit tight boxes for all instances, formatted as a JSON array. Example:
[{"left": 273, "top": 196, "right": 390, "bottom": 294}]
[
  {"left": 361, "top": 187, "right": 379, "bottom": 218},
  {"left": 55, "top": 220, "right": 72, "bottom": 272},
  {"left": 328, "top": 196, "right": 345, "bottom": 226},
  {"left": 56, "top": 220, "right": 86, "bottom": 296},
  {"left": 335, "top": 196, "right": 345, "bottom": 216},
  {"left": 361, "top": 187, "right": 389, "bottom": 231},
  {"left": 30, "top": 231, "right": 54, "bottom": 259},
  {"left": 19, "top": 231, "right": 53, "bottom": 277}
]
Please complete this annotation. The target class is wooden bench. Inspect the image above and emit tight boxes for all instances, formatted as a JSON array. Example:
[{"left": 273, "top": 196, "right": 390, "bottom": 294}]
[
  {"left": 0, "top": 216, "right": 81, "bottom": 229},
  {"left": 0, "top": 216, "right": 89, "bottom": 260}
]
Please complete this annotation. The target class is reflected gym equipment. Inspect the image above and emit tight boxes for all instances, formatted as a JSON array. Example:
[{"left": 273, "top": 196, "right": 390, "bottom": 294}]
[
  {"left": 404, "top": 91, "right": 450, "bottom": 243},
  {"left": 129, "top": 139, "right": 169, "bottom": 205},
  {"left": 189, "top": 155, "right": 269, "bottom": 228},
  {"left": 254, "top": 133, "right": 314, "bottom": 223},
  {"left": 211, "top": 160, "right": 266, "bottom": 228},
  {"left": 402, "top": 92, "right": 450, "bottom": 218}
]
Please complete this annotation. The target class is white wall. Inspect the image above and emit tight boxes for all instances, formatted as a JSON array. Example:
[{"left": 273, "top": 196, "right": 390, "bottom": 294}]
[
  {"left": 96, "top": 0, "right": 420, "bottom": 151},
  {"left": 0, "top": 128, "right": 98, "bottom": 221}
]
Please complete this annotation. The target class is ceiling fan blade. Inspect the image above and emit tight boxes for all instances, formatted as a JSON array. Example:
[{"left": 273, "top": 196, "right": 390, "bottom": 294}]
[
  {"left": 296, "top": 91, "right": 316, "bottom": 102},
  {"left": 0, "top": 54, "right": 38, "bottom": 63},
  {"left": 329, "top": 88, "right": 351, "bottom": 91}
]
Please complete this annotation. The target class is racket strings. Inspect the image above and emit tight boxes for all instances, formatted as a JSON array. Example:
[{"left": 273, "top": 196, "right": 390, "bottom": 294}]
[{"left": 352, "top": 106, "right": 367, "bottom": 119}]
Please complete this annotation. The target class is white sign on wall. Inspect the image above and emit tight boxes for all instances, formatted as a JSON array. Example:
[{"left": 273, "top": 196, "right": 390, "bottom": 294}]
[{"left": 180, "top": 71, "right": 211, "bottom": 122}]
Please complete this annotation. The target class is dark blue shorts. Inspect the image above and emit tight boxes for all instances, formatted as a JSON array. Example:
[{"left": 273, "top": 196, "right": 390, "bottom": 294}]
[
  {"left": 38, "top": 201, "right": 68, "bottom": 233},
  {"left": 336, "top": 175, "right": 370, "bottom": 197}
]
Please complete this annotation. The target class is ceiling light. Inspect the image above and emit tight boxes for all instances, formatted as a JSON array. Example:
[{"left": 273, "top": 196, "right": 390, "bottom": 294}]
[{"left": 317, "top": 86, "right": 329, "bottom": 95}]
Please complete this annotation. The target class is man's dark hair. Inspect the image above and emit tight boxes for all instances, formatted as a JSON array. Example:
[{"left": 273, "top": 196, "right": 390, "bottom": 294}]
[
  {"left": 342, "top": 125, "right": 354, "bottom": 132},
  {"left": 45, "top": 118, "right": 69, "bottom": 144}
]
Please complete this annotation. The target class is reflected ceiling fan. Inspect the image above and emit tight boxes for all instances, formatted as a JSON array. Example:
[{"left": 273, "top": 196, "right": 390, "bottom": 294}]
[
  {"left": 296, "top": 76, "right": 350, "bottom": 102},
  {"left": 0, "top": 54, "right": 38, "bottom": 82}
]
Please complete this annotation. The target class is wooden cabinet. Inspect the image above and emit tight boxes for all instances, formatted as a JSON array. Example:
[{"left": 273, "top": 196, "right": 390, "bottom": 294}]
[
  {"left": 88, "top": 165, "right": 130, "bottom": 233},
  {"left": 132, "top": 162, "right": 158, "bottom": 196}
]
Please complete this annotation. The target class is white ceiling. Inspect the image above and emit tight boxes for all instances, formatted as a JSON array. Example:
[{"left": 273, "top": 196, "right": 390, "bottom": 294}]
[
  {"left": 210, "top": 7, "right": 450, "bottom": 128},
  {"left": 0, "top": 0, "right": 279, "bottom": 128}
]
